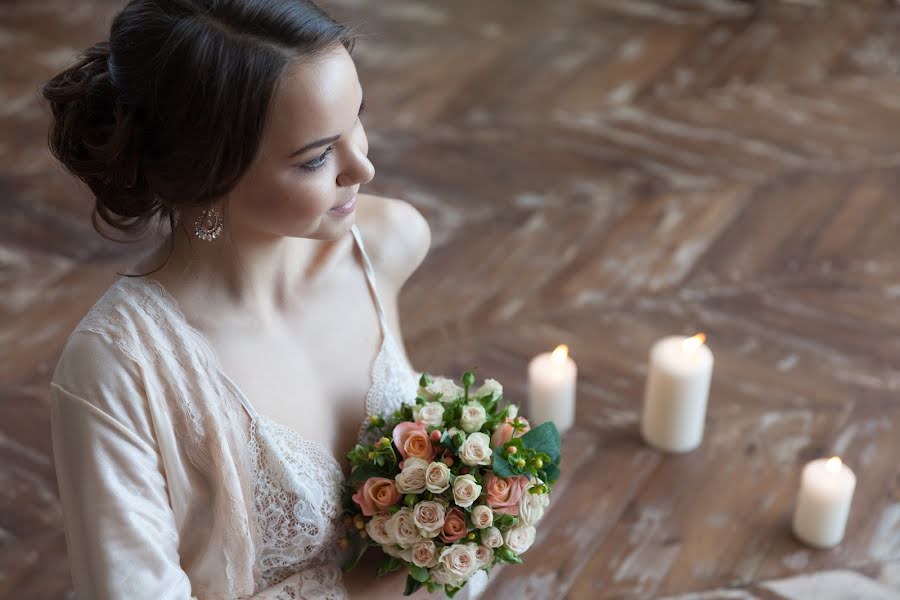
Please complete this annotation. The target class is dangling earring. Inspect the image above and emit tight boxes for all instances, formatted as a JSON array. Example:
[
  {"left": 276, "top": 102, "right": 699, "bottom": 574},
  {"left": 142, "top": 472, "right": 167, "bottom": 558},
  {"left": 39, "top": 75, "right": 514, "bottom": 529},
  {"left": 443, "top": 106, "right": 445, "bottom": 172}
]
[{"left": 193, "top": 206, "right": 224, "bottom": 241}]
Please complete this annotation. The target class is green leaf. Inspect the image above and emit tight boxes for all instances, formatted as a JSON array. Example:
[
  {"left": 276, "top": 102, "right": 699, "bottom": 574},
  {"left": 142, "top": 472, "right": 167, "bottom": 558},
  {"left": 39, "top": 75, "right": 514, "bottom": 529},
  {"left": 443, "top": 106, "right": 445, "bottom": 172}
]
[
  {"left": 341, "top": 543, "right": 370, "bottom": 572},
  {"left": 491, "top": 451, "right": 518, "bottom": 478},
  {"left": 376, "top": 555, "right": 404, "bottom": 577},
  {"left": 542, "top": 462, "right": 561, "bottom": 484},
  {"left": 445, "top": 585, "right": 461, "bottom": 598},
  {"left": 349, "top": 463, "right": 387, "bottom": 486},
  {"left": 520, "top": 421, "right": 561, "bottom": 462},
  {"left": 408, "top": 564, "right": 429, "bottom": 583},
  {"left": 403, "top": 574, "right": 424, "bottom": 596}
]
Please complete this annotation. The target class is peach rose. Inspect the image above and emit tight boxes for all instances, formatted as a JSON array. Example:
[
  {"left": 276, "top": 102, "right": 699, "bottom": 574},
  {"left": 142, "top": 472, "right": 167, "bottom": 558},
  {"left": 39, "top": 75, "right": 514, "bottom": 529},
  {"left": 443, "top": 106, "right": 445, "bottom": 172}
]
[
  {"left": 352, "top": 477, "right": 401, "bottom": 516},
  {"left": 483, "top": 471, "right": 528, "bottom": 516},
  {"left": 440, "top": 507, "right": 468, "bottom": 544},
  {"left": 490, "top": 416, "right": 531, "bottom": 448},
  {"left": 392, "top": 421, "right": 437, "bottom": 461}
]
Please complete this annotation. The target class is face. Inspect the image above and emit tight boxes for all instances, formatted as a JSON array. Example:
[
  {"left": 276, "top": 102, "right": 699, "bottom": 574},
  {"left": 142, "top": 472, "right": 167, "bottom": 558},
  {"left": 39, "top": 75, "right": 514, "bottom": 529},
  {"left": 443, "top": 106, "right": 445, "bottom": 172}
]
[{"left": 224, "top": 45, "right": 374, "bottom": 241}]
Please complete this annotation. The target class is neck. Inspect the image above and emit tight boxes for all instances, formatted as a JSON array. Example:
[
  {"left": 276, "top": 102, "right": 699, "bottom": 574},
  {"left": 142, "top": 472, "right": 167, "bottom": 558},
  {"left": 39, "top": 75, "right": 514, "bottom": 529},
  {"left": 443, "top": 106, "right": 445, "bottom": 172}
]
[{"left": 141, "top": 222, "right": 351, "bottom": 322}]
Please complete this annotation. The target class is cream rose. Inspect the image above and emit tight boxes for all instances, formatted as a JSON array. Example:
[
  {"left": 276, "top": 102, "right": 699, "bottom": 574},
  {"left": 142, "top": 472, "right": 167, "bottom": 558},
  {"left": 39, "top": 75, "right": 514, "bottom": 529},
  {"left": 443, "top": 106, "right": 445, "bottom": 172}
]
[
  {"left": 474, "top": 544, "right": 494, "bottom": 568},
  {"left": 471, "top": 505, "right": 494, "bottom": 529},
  {"left": 425, "top": 461, "right": 451, "bottom": 493},
  {"left": 506, "top": 403, "right": 518, "bottom": 419},
  {"left": 481, "top": 526, "right": 503, "bottom": 548},
  {"left": 395, "top": 457, "right": 429, "bottom": 495},
  {"left": 519, "top": 481, "right": 550, "bottom": 526},
  {"left": 365, "top": 514, "right": 395, "bottom": 546},
  {"left": 459, "top": 432, "right": 493, "bottom": 467},
  {"left": 412, "top": 500, "right": 446, "bottom": 538},
  {"left": 412, "top": 401, "right": 444, "bottom": 428},
  {"left": 503, "top": 524, "right": 536, "bottom": 555},
  {"left": 420, "top": 377, "right": 464, "bottom": 403},
  {"left": 476, "top": 378, "right": 503, "bottom": 400},
  {"left": 387, "top": 507, "right": 421, "bottom": 548},
  {"left": 438, "top": 542, "right": 479, "bottom": 584},
  {"left": 452, "top": 474, "right": 482, "bottom": 508},
  {"left": 411, "top": 539, "right": 439, "bottom": 568},
  {"left": 460, "top": 402, "right": 487, "bottom": 433},
  {"left": 430, "top": 566, "right": 452, "bottom": 585}
]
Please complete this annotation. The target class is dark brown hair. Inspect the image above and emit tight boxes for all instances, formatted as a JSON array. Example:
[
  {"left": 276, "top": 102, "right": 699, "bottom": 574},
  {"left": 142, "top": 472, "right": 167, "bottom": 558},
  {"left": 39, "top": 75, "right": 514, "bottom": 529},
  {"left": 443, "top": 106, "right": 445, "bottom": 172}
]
[{"left": 41, "top": 0, "right": 354, "bottom": 262}]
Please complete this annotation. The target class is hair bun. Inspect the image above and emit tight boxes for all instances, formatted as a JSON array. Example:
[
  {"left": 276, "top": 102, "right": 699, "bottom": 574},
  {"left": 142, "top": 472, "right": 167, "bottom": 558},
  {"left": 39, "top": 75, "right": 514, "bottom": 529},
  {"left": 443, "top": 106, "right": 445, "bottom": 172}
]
[{"left": 42, "top": 40, "right": 157, "bottom": 234}]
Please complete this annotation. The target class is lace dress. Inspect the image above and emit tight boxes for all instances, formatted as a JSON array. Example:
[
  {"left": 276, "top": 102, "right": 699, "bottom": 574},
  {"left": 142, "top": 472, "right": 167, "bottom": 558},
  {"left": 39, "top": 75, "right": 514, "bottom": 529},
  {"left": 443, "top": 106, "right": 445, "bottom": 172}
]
[{"left": 51, "top": 224, "right": 482, "bottom": 599}]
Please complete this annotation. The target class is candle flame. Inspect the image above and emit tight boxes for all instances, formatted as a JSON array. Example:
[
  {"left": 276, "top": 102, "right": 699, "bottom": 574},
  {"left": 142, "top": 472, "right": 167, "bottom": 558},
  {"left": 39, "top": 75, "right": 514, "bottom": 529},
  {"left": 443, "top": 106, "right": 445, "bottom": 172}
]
[
  {"left": 826, "top": 456, "right": 843, "bottom": 472},
  {"left": 683, "top": 333, "right": 707, "bottom": 351},
  {"left": 551, "top": 344, "right": 569, "bottom": 364}
]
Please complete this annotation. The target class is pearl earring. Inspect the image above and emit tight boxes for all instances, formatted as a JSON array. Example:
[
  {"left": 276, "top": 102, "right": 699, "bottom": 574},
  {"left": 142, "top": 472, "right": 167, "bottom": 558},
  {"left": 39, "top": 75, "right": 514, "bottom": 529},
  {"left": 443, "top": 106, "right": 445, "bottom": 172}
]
[{"left": 193, "top": 206, "right": 224, "bottom": 241}]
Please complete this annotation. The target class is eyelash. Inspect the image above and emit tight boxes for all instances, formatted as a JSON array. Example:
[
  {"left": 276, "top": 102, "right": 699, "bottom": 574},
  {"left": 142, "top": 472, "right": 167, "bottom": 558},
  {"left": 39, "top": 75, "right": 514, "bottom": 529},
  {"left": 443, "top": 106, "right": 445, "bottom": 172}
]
[
  {"left": 298, "top": 100, "right": 367, "bottom": 172},
  {"left": 301, "top": 147, "right": 333, "bottom": 172}
]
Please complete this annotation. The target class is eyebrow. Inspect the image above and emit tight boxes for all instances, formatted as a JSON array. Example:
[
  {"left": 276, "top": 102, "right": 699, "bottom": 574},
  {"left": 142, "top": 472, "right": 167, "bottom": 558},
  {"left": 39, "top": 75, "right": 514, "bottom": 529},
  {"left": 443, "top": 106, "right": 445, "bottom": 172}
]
[
  {"left": 288, "top": 135, "right": 340, "bottom": 159},
  {"left": 287, "top": 90, "right": 366, "bottom": 160}
]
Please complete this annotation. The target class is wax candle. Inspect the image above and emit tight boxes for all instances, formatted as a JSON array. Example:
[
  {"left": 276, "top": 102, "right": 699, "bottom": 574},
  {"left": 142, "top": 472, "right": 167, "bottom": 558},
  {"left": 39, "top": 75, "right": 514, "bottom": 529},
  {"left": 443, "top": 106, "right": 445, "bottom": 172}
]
[
  {"left": 792, "top": 457, "right": 856, "bottom": 549},
  {"left": 527, "top": 345, "right": 577, "bottom": 433},
  {"left": 641, "top": 333, "right": 714, "bottom": 453}
]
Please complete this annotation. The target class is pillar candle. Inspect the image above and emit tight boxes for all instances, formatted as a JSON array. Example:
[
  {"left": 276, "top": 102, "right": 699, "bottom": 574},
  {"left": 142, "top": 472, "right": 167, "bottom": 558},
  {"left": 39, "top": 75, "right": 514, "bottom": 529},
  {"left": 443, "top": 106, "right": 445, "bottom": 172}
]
[
  {"left": 641, "top": 333, "right": 713, "bottom": 453},
  {"left": 792, "top": 457, "right": 856, "bottom": 549},
  {"left": 527, "top": 345, "right": 577, "bottom": 433}
]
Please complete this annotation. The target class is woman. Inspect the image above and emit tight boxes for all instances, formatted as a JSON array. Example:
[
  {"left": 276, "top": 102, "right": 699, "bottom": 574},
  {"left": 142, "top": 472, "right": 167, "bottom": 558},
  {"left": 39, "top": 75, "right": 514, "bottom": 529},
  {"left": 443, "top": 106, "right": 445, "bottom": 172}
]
[{"left": 42, "top": 0, "right": 486, "bottom": 598}]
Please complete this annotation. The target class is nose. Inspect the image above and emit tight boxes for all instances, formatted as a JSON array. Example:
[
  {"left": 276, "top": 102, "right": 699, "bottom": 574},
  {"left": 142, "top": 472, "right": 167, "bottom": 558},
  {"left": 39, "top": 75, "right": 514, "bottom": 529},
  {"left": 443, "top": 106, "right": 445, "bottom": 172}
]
[{"left": 337, "top": 142, "right": 375, "bottom": 188}]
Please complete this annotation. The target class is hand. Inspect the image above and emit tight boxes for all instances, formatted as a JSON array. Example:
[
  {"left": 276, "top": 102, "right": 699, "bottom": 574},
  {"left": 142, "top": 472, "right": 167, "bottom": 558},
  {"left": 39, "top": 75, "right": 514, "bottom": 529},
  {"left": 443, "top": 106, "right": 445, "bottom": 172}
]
[{"left": 343, "top": 549, "right": 452, "bottom": 600}]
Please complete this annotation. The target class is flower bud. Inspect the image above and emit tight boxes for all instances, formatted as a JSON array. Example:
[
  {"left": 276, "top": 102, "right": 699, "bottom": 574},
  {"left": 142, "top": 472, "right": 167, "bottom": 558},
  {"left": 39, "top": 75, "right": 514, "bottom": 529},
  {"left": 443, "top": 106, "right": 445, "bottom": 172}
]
[
  {"left": 534, "top": 458, "right": 544, "bottom": 469},
  {"left": 507, "top": 446, "right": 517, "bottom": 455}
]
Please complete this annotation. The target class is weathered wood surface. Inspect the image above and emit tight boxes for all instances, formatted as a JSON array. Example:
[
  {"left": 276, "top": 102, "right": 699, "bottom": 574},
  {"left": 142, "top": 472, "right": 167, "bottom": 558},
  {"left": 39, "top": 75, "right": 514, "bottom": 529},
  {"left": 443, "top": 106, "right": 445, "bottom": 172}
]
[{"left": 2, "top": 0, "right": 899, "bottom": 598}]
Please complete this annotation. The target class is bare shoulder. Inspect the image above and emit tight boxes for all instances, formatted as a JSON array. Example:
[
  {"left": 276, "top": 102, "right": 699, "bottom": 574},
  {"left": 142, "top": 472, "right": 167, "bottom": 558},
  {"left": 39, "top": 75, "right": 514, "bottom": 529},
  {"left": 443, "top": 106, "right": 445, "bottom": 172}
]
[{"left": 355, "top": 193, "right": 431, "bottom": 288}]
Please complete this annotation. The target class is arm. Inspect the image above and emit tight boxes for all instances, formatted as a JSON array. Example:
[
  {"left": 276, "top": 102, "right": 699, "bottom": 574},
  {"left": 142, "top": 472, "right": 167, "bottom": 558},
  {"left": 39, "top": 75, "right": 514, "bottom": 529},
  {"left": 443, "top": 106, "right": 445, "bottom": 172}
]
[{"left": 51, "top": 383, "right": 199, "bottom": 599}]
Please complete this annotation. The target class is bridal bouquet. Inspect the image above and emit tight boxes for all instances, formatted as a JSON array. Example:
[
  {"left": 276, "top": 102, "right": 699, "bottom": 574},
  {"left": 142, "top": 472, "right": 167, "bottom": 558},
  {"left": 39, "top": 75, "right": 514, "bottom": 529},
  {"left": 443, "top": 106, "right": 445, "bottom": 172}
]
[{"left": 340, "top": 371, "right": 562, "bottom": 597}]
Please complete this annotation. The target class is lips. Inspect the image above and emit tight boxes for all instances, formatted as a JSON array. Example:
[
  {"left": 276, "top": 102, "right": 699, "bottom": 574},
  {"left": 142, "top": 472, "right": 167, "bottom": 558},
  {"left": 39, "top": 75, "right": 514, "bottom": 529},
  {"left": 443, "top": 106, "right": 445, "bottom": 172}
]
[{"left": 329, "top": 193, "right": 358, "bottom": 215}]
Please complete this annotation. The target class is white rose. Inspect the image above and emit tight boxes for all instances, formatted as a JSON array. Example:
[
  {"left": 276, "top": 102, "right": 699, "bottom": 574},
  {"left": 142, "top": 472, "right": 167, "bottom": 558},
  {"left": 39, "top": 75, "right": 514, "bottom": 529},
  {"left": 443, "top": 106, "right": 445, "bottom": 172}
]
[
  {"left": 412, "top": 500, "right": 446, "bottom": 538},
  {"left": 395, "top": 457, "right": 429, "bottom": 495},
  {"left": 476, "top": 379, "right": 503, "bottom": 399},
  {"left": 413, "top": 402, "right": 444, "bottom": 428},
  {"left": 365, "top": 514, "right": 395, "bottom": 546},
  {"left": 506, "top": 404, "right": 518, "bottom": 419},
  {"left": 471, "top": 505, "right": 494, "bottom": 529},
  {"left": 430, "top": 565, "right": 452, "bottom": 585},
  {"left": 473, "top": 544, "right": 494, "bottom": 569},
  {"left": 481, "top": 526, "right": 503, "bottom": 548},
  {"left": 452, "top": 474, "right": 482, "bottom": 508},
  {"left": 411, "top": 539, "right": 439, "bottom": 568},
  {"left": 519, "top": 481, "right": 550, "bottom": 526},
  {"left": 459, "top": 432, "right": 493, "bottom": 466},
  {"left": 503, "top": 524, "right": 536, "bottom": 555},
  {"left": 438, "top": 542, "right": 479, "bottom": 584},
  {"left": 387, "top": 507, "right": 421, "bottom": 548},
  {"left": 420, "top": 377, "right": 464, "bottom": 403},
  {"left": 425, "top": 461, "right": 451, "bottom": 493},
  {"left": 460, "top": 402, "right": 487, "bottom": 433}
]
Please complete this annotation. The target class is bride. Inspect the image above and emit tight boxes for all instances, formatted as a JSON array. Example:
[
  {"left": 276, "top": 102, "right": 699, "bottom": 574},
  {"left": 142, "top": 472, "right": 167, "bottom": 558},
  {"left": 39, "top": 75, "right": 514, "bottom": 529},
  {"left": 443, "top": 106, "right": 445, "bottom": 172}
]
[{"left": 42, "top": 0, "right": 487, "bottom": 598}]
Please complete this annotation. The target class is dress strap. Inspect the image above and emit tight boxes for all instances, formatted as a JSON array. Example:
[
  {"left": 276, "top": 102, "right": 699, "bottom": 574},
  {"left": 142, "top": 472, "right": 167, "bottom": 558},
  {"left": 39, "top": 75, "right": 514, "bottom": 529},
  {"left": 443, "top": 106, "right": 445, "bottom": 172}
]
[
  {"left": 218, "top": 369, "right": 259, "bottom": 421},
  {"left": 350, "top": 224, "right": 390, "bottom": 337}
]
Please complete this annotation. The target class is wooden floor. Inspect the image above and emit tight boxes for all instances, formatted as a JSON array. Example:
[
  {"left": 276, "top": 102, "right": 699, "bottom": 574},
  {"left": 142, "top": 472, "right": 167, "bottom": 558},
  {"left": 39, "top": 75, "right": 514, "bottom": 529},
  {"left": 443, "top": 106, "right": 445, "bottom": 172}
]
[{"left": 3, "top": 0, "right": 900, "bottom": 598}]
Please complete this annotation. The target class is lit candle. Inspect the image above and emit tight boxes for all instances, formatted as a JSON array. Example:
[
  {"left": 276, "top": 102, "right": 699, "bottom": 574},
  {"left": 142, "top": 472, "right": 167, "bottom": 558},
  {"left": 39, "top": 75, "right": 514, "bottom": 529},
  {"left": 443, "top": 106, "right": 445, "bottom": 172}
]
[
  {"left": 527, "top": 345, "right": 577, "bottom": 433},
  {"left": 792, "top": 456, "right": 856, "bottom": 549},
  {"left": 641, "top": 333, "right": 713, "bottom": 453}
]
